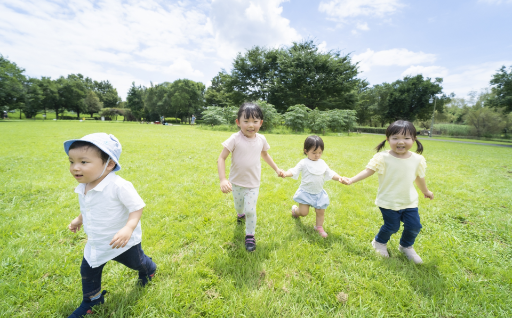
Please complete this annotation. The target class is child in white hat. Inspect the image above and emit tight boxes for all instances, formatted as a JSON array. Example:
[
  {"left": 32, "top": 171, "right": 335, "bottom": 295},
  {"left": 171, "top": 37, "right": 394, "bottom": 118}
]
[{"left": 64, "top": 133, "right": 156, "bottom": 318}]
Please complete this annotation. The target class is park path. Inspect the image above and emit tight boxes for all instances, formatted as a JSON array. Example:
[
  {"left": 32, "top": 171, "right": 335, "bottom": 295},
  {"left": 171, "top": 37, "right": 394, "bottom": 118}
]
[
  {"left": 362, "top": 133, "right": 512, "bottom": 148},
  {"left": 417, "top": 138, "right": 512, "bottom": 148}
]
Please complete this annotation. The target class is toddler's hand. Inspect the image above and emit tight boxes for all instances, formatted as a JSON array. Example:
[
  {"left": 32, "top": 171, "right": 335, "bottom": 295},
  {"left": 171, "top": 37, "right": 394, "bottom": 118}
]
[
  {"left": 110, "top": 226, "right": 134, "bottom": 249},
  {"left": 423, "top": 191, "right": 434, "bottom": 200},
  {"left": 277, "top": 168, "right": 286, "bottom": 178},
  {"left": 220, "top": 179, "right": 232, "bottom": 193},
  {"left": 341, "top": 177, "right": 352, "bottom": 185},
  {"left": 68, "top": 218, "right": 82, "bottom": 233}
]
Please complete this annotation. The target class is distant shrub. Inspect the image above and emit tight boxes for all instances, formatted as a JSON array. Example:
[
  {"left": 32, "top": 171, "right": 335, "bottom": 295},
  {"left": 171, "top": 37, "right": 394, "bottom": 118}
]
[{"left": 284, "top": 104, "right": 310, "bottom": 132}]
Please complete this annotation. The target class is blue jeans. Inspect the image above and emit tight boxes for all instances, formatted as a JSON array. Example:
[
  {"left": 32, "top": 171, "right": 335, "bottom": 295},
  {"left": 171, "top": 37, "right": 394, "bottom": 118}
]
[
  {"left": 375, "top": 207, "right": 422, "bottom": 247},
  {"left": 80, "top": 243, "right": 156, "bottom": 300}
]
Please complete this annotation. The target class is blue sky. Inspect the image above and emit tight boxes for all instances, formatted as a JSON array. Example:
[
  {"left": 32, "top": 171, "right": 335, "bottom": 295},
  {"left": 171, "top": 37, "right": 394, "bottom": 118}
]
[{"left": 1, "top": 0, "right": 510, "bottom": 100}]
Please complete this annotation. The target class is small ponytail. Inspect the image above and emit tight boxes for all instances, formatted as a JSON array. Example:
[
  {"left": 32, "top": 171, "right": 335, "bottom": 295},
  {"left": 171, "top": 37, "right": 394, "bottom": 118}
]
[
  {"left": 375, "top": 139, "right": 386, "bottom": 152},
  {"left": 415, "top": 139, "right": 424, "bottom": 154}
]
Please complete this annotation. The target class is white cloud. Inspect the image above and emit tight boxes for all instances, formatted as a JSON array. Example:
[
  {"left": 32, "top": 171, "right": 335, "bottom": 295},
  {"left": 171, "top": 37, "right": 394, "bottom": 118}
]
[
  {"left": 442, "top": 61, "right": 512, "bottom": 97},
  {"left": 210, "top": 0, "right": 301, "bottom": 58},
  {"left": 398, "top": 62, "right": 512, "bottom": 97},
  {"left": 318, "top": 41, "right": 328, "bottom": 52},
  {"left": 401, "top": 65, "right": 448, "bottom": 78},
  {"left": 353, "top": 48, "right": 437, "bottom": 72},
  {"left": 478, "top": 0, "right": 512, "bottom": 4},
  {"left": 167, "top": 59, "right": 204, "bottom": 78},
  {"left": 319, "top": 0, "right": 403, "bottom": 21},
  {"left": 0, "top": 0, "right": 213, "bottom": 97},
  {"left": 356, "top": 22, "right": 370, "bottom": 30},
  {"left": 0, "top": 0, "right": 301, "bottom": 98}
]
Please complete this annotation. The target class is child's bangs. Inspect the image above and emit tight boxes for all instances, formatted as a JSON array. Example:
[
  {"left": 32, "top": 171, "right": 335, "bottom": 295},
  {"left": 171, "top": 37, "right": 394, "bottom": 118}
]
[
  {"left": 238, "top": 102, "right": 263, "bottom": 120},
  {"left": 386, "top": 120, "right": 417, "bottom": 137},
  {"left": 241, "top": 108, "right": 262, "bottom": 120}
]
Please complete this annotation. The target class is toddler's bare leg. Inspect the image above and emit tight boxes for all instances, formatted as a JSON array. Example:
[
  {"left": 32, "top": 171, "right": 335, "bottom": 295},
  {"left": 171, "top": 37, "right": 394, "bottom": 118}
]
[
  {"left": 315, "top": 209, "right": 325, "bottom": 227},
  {"left": 297, "top": 204, "right": 310, "bottom": 217}
]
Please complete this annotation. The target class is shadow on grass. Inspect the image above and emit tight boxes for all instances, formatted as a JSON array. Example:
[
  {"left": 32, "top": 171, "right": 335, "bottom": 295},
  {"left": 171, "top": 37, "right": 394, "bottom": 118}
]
[
  {"left": 382, "top": 248, "right": 446, "bottom": 299},
  {"left": 211, "top": 219, "right": 271, "bottom": 290},
  {"left": 58, "top": 283, "right": 148, "bottom": 317},
  {"left": 291, "top": 217, "right": 366, "bottom": 256}
]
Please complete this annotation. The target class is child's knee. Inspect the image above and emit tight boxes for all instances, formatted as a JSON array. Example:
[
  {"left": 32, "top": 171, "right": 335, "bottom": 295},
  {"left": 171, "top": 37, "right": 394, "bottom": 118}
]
[
  {"left": 382, "top": 222, "right": 400, "bottom": 233},
  {"left": 404, "top": 227, "right": 422, "bottom": 236}
]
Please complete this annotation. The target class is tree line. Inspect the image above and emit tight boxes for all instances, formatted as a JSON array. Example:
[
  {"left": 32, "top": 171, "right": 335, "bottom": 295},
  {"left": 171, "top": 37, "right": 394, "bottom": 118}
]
[
  {"left": 2, "top": 41, "right": 511, "bottom": 136},
  {"left": 0, "top": 55, "right": 121, "bottom": 119}
]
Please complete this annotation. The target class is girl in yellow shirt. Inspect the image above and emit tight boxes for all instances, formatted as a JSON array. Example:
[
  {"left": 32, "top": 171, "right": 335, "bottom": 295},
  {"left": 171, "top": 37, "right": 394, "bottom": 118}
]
[{"left": 342, "top": 120, "right": 434, "bottom": 264}]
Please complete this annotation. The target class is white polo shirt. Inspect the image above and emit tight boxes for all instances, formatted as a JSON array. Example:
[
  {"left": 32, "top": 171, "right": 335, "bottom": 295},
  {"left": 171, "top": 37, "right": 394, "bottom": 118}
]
[{"left": 74, "top": 172, "right": 146, "bottom": 268}]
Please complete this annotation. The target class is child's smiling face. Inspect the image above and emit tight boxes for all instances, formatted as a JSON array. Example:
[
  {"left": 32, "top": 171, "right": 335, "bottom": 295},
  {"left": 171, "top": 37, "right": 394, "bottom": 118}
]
[
  {"left": 387, "top": 130, "right": 415, "bottom": 156},
  {"left": 235, "top": 115, "right": 263, "bottom": 138},
  {"left": 305, "top": 146, "right": 323, "bottom": 161},
  {"left": 69, "top": 146, "right": 113, "bottom": 185}
]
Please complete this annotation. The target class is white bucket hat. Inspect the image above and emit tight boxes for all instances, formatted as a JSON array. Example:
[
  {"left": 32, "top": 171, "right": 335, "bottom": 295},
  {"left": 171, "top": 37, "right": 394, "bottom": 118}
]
[{"left": 64, "top": 133, "right": 122, "bottom": 172}]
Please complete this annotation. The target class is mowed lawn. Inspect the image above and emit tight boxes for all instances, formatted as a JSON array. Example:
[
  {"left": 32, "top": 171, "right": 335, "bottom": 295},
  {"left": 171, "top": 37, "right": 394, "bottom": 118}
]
[{"left": 1, "top": 121, "right": 511, "bottom": 317}]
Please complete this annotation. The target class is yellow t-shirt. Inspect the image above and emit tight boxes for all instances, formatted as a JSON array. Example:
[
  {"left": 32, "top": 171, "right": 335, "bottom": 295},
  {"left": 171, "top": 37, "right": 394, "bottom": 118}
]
[{"left": 366, "top": 151, "right": 427, "bottom": 211}]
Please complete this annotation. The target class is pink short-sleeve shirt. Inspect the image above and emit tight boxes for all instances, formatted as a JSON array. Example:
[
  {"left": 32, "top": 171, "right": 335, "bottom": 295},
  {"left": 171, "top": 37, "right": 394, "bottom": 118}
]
[{"left": 222, "top": 131, "right": 270, "bottom": 188}]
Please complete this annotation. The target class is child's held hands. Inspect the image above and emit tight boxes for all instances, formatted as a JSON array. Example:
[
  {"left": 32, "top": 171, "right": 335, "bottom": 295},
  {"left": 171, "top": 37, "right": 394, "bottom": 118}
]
[
  {"left": 423, "top": 190, "right": 434, "bottom": 200},
  {"left": 341, "top": 177, "right": 352, "bottom": 185},
  {"left": 68, "top": 217, "right": 82, "bottom": 233},
  {"left": 110, "top": 226, "right": 134, "bottom": 249},
  {"left": 220, "top": 179, "right": 232, "bottom": 193},
  {"left": 277, "top": 168, "right": 286, "bottom": 178}
]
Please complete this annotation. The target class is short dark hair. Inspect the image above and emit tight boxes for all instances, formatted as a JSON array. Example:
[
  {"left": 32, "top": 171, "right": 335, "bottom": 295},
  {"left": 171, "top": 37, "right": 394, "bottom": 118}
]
[
  {"left": 375, "top": 120, "right": 424, "bottom": 154},
  {"left": 68, "top": 141, "right": 111, "bottom": 164},
  {"left": 237, "top": 102, "right": 263, "bottom": 121},
  {"left": 303, "top": 135, "right": 324, "bottom": 155}
]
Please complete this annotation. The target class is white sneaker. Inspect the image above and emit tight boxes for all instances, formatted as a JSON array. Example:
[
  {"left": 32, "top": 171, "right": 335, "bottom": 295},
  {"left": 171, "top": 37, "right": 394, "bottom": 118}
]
[
  {"left": 398, "top": 245, "right": 423, "bottom": 264},
  {"left": 371, "top": 239, "right": 389, "bottom": 257}
]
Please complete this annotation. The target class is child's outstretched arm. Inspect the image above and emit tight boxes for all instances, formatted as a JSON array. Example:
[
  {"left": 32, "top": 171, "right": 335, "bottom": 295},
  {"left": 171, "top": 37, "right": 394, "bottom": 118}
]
[
  {"left": 342, "top": 168, "right": 375, "bottom": 185},
  {"left": 110, "top": 208, "right": 143, "bottom": 249},
  {"left": 261, "top": 151, "right": 285, "bottom": 177},
  {"left": 217, "top": 147, "right": 233, "bottom": 193},
  {"left": 415, "top": 176, "right": 434, "bottom": 200},
  {"left": 68, "top": 214, "right": 83, "bottom": 233},
  {"left": 331, "top": 173, "right": 343, "bottom": 183}
]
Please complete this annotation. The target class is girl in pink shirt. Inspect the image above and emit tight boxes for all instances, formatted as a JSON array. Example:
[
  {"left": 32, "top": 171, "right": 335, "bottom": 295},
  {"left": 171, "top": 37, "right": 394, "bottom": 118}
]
[{"left": 217, "top": 102, "right": 285, "bottom": 252}]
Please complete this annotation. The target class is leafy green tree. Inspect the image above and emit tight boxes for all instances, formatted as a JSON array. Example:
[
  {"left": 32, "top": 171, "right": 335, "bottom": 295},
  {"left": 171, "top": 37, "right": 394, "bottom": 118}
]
[
  {"left": 21, "top": 77, "right": 43, "bottom": 118},
  {"left": 284, "top": 104, "right": 310, "bottom": 132},
  {"left": 225, "top": 46, "right": 280, "bottom": 106},
  {"left": 94, "top": 80, "right": 120, "bottom": 108},
  {"left": 38, "top": 77, "right": 62, "bottom": 119},
  {"left": 489, "top": 65, "right": 512, "bottom": 112},
  {"left": 168, "top": 79, "right": 205, "bottom": 123},
  {"left": 326, "top": 109, "right": 346, "bottom": 132},
  {"left": 59, "top": 74, "right": 89, "bottom": 118},
  {"left": 201, "top": 106, "right": 226, "bottom": 125},
  {"left": 343, "top": 109, "right": 358, "bottom": 133},
  {"left": 100, "top": 108, "right": 121, "bottom": 121},
  {"left": 308, "top": 108, "right": 329, "bottom": 134},
  {"left": 205, "top": 72, "right": 235, "bottom": 107},
  {"left": 0, "top": 55, "right": 26, "bottom": 111},
  {"left": 84, "top": 91, "right": 103, "bottom": 117},
  {"left": 464, "top": 107, "right": 503, "bottom": 137},
  {"left": 254, "top": 100, "right": 280, "bottom": 131},
  {"left": 272, "top": 41, "right": 359, "bottom": 111},
  {"left": 218, "top": 41, "right": 360, "bottom": 112},
  {"left": 384, "top": 75, "right": 447, "bottom": 122},
  {"left": 126, "top": 82, "right": 145, "bottom": 121}
]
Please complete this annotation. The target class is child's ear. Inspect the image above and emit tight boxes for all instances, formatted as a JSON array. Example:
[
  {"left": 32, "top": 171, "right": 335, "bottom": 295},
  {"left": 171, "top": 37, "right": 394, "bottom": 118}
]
[
  {"left": 235, "top": 118, "right": 240, "bottom": 127},
  {"left": 107, "top": 159, "right": 116, "bottom": 171}
]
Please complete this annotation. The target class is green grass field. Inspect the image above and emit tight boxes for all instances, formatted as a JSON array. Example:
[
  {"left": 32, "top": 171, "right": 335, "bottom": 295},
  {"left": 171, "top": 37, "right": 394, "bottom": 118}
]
[{"left": 1, "top": 121, "right": 511, "bottom": 317}]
